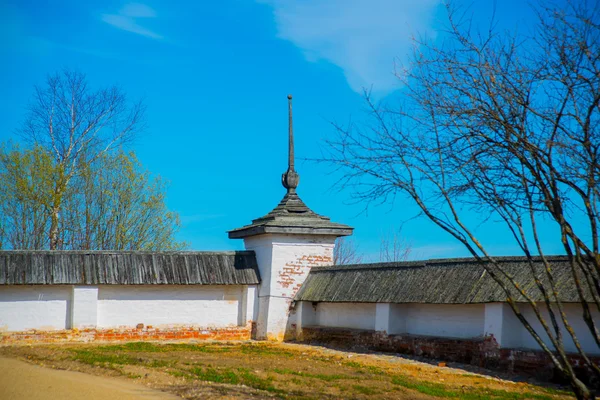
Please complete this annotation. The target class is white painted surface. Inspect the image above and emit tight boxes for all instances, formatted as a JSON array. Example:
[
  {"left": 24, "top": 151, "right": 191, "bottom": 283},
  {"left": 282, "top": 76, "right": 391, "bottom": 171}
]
[
  {"left": 305, "top": 301, "right": 600, "bottom": 355},
  {"left": 316, "top": 302, "right": 376, "bottom": 330},
  {"left": 71, "top": 286, "right": 98, "bottom": 329},
  {"left": 244, "top": 234, "right": 336, "bottom": 340},
  {"left": 263, "top": 295, "right": 294, "bottom": 340},
  {"left": 313, "top": 303, "right": 483, "bottom": 337},
  {"left": 375, "top": 303, "right": 391, "bottom": 332},
  {"left": 484, "top": 303, "right": 521, "bottom": 348},
  {"left": 389, "top": 303, "right": 406, "bottom": 334},
  {"left": 0, "top": 286, "right": 71, "bottom": 331},
  {"left": 297, "top": 301, "right": 317, "bottom": 329},
  {"left": 403, "top": 303, "right": 485, "bottom": 339},
  {"left": 519, "top": 303, "right": 600, "bottom": 355},
  {"left": 239, "top": 285, "right": 258, "bottom": 326},
  {"left": 97, "top": 285, "right": 242, "bottom": 329}
]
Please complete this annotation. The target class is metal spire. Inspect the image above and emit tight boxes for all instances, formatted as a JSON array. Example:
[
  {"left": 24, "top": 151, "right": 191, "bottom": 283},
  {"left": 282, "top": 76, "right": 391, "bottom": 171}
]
[
  {"left": 282, "top": 94, "right": 299, "bottom": 193},
  {"left": 288, "top": 94, "right": 294, "bottom": 171}
]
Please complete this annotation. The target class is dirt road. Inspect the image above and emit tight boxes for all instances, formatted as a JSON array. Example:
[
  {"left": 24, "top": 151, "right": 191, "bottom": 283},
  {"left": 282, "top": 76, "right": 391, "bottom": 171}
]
[{"left": 0, "top": 356, "right": 179, "bottom": 400}]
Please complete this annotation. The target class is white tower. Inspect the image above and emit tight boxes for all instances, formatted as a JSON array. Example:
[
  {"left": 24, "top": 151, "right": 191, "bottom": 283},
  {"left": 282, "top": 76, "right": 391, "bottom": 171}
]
[{"left": 229, "top": 95, "right": 352, "bottom": 340}]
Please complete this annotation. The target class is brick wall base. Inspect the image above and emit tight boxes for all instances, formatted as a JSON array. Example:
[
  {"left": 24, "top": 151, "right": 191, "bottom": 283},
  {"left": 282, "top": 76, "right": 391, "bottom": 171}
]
[
  {"left": 0, "top": 324, "right": 252, "bottom": 345},
  {"left": 297, "top": 326, "right": 600, "bottom": 388}
]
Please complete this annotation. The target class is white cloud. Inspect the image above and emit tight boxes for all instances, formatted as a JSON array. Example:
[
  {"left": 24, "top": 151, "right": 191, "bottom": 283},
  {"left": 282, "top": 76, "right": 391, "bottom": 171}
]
[
  {"left": 260, "top": 0, "right": 440, "bottom": 93},
  {"left": 120, "top": 3, "right": 157, "bottom": 18},
  {"left": 102, "top": 3, "right": 162, "bottom": 39}
]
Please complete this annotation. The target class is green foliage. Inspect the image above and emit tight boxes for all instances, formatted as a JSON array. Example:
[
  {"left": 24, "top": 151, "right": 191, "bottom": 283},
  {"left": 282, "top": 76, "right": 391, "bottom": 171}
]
[{"left": 0, "top": 144, "right": 186, "bottom": 250}]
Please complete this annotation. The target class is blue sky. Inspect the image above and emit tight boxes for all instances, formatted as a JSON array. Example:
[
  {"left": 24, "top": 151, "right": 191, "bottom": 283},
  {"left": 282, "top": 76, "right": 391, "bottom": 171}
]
[{"left": 0, "top": 0, "right": 565, "bottom": 260}]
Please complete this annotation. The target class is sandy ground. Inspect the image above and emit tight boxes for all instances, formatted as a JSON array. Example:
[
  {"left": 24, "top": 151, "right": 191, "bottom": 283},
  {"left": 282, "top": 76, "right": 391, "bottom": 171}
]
[{"left": 0, "top": 356, "right": 179, "bottom": 400}]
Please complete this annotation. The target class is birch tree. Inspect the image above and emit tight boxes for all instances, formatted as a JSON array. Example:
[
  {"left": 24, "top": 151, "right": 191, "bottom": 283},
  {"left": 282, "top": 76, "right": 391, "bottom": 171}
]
[
  {"left": 323, "top": 1, "right": 600, "bottom": 397},
  {"left": 19, "top": 70, "right": 144, "bottom": 249},
  {"left": 0, "top": 146, "right": 186, "bottom": 251}
]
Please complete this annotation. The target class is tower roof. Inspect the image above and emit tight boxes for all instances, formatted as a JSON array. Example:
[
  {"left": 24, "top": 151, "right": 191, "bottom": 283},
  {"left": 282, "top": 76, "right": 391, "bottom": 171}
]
[{"left": 228, "top": 95, "right": 353, "bottom": 239}]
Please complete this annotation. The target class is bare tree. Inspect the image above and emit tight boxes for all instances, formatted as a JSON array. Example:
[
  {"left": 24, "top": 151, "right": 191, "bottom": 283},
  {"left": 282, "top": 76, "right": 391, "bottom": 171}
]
[
  {"left": 19, "top": 70, "right": 144, "bottom": 249},
  {"left": 323, "top": 1, "right": 600, "bottom": 398},
  {"left": 334, "top": 237, "right": 364, "bottom": 265},
  {"left": 379, "top": 228, "right": 412, "bottom": 262}
]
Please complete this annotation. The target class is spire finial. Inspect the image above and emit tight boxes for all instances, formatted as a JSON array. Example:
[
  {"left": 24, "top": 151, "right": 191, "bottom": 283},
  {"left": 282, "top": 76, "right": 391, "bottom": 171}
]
[
  {"left": 288, "top": 94, "right": 294, "bottom": 171},
  {"left": 282, "top": 94, "right": 299, "bottom": 193}
]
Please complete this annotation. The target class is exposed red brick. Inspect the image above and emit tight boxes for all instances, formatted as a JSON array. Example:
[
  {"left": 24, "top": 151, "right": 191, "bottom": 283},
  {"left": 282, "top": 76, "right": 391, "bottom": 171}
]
[{"left": 0, "top": 324, "right": 252, "bottom": 345}]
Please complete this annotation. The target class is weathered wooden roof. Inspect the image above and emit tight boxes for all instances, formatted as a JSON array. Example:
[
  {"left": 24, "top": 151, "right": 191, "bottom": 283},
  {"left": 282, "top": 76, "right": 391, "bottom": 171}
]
[
  {"left": 229, "top": 191, "right": 353, "bottom": 239},
  {"left": 0, "top": 251, "right": 260, "bottom": 285},
  {"left": 295, "top": 256, "right": 593, "bottom": 304}
]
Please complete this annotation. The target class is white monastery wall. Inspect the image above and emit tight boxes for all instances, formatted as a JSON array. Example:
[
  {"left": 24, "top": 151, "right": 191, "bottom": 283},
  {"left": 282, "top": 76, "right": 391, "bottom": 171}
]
[
  {"left": 97, "top": 285, "right": 243, "bottom": 329},
  {"left": 302, "top": 300, "right": 599, "bottom": 355},
  {"left": 0, "top": 284, "right": 258, "bottom": 332},
  {"left": 518, "top": 303, "right": 600, "bottom": 355},
  {"left": 315, "top": 302, "right": 376, "bottom": 330},
  {"left": 309, "top": 302, "right": 483, "bottom": 338},
  {"left": 0, "top": 286, "right": 71, "bottom": 331},
  {"left": 401, "top": 303, "right": 485, "bottom": 339}
]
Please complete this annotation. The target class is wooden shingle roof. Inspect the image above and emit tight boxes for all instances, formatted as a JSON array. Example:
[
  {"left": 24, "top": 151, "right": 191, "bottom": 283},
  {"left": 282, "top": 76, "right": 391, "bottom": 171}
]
[
  {"left": 0, "top": 251, "right": 260, "bottom": 285},
  {"left": 295, "top": 256, "right": 593, "bottom": 304},
  {"left": 228, "top": 191, "right": 353, "bottom": 238}
]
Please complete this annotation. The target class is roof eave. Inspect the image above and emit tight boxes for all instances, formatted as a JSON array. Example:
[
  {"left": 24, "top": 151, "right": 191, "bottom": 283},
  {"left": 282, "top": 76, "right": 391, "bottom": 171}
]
[{"left": 228, "top": 224, "right": 353, "bottom": 239}]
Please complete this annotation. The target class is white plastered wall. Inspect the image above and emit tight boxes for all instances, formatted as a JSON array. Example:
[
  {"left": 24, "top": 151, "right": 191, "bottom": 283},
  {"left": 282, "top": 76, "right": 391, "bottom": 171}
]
[
  {"left": 0, "top": 286, "right": 71, "bottom": 331},
  {"left": 97, "top": 285, "right": 244, "bottom": 329},
  {"left": 304, "top": 300, "right": 600, "bottom": 355},
  {"left": 518, "top": 302, "right": 600, "bottom": 355},
  {"left": 315, "top": 302, "right": 376, "bottom": 330},
  {"left": 312, "top": 302, "right": 483, "bottom": 337},
  {"left": 0, "top": 284, "right": 258, "bottom": 332},
  {"left": 401, "top": 303, "right": 485, "bottom": 339}
]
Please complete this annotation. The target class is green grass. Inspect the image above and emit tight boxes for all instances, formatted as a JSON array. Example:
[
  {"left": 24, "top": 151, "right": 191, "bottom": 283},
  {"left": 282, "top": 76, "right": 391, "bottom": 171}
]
[
  {"left": 186, "top": 365, "right": 281, "bottom": 394},
  {"left": 69, "top": 348, "right": 174, "bottom": 369},
  {"left": 237, "top": 368, "right": 280, "bottom": 393},
  {"left": 99, "top": 342, "right": 232, "bottom": 353},
  {"left": 65, "top": 343, "right": 572, "bottom": 400},
  {"left": 167, "top": 370, "right": 191, "bottom": 379},
  {"left": 239, "top": 343, "right": 295, "bottom": 358},
  {"left": 70, "top": 349, "right": 141, "bottom": 366},
  {"left": 272, "top": 368, "right": 350, "bottom": 381},
  {"left": 352, "top": 385, "right": 379, "bottom": 395},
  {"left": 343, "top": 361, "right": 363, "bottom": 369},
  {"left": 391, "top": 375, "right": 555, "bottom": 400},
  {"left": 190, "top": 366, "right": 240, "bottom": 384},
  {"left": 342, "top": 361, "right": 385, "bottom": 376}
]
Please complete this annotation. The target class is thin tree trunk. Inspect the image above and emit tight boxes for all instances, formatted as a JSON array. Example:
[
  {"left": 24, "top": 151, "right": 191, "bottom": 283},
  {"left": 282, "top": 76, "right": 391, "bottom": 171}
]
[{"left": 49, "top": 205, "right": 60, "bottom": 250}]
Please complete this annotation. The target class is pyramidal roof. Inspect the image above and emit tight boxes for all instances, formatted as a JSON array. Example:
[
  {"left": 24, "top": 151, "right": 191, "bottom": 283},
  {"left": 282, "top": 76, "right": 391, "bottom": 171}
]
[{"left": 228, "top": 95, "right": 353, "bottom": 239}]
